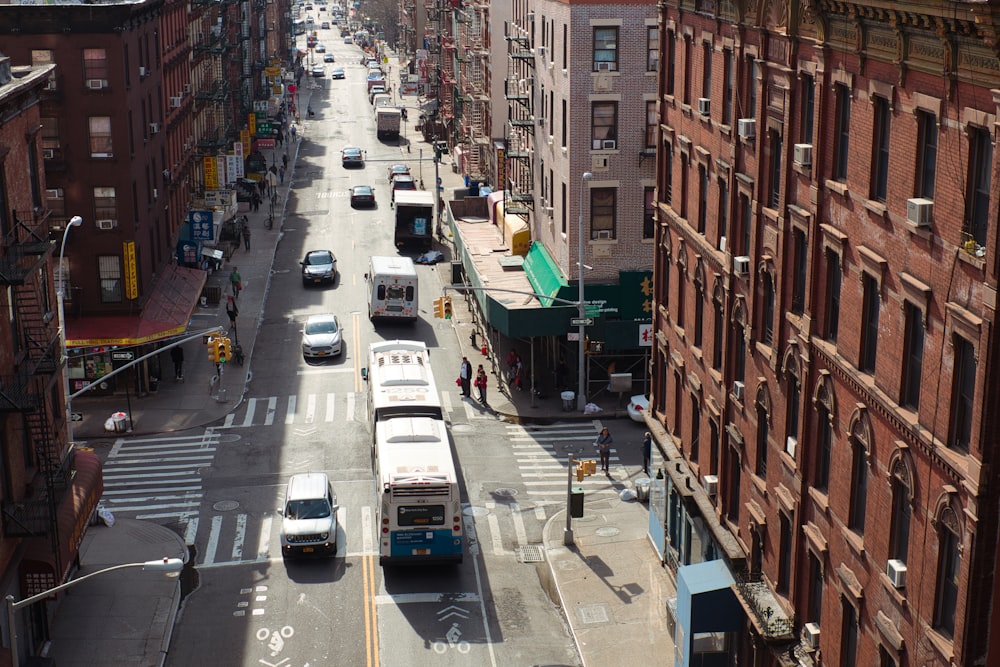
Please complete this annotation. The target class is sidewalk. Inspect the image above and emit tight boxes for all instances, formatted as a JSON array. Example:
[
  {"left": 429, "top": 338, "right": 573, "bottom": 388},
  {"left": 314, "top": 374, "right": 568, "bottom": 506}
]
[{"left": 53, "top": 93, "right": 674, "bottom": 666}]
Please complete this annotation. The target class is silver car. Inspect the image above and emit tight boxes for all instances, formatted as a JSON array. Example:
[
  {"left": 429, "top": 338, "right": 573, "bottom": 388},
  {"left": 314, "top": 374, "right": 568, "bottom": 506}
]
[
  {"left": 300, "top": 249, "right": 337, "bottom": 286},
  {"left": 301, "top": 313, "right": 343, "bottom": 358}
]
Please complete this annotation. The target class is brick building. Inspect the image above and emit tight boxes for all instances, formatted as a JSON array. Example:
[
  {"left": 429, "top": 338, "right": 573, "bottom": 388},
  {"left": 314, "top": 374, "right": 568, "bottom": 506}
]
[{"left": 650, "top": 2, "right": 1000, "bottom": 665}]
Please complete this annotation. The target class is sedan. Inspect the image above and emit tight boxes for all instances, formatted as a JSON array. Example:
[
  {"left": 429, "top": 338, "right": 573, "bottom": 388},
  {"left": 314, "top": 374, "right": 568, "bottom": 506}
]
[
  {"left": 315, "top": 43, "right": 326, "bottom": 52},
  {"left": 301, "top": 314, "right": 343, "bottom": 358},
  {"left": 300, "top": 249, "right": 337, "bottom": 286},
  {"left": 310, "top": 64, "right": 325, "bottom": 77},
  {"left": 350, "top": 184, "right": 375, "bottom": 208},
  {"left": 627, "top": 394, "right": 650, "bottom": 423},
  {"left": 390, "top": 175, "right": 416, "bottom": 200},
  {"left": 343, "top": 36, "right": 353, "bottom": 43},
  {"left": 330, "top": 67, "right": 345, "bottom": 79},
  {"left": 387, "top": 163, "right": 410, "bottom": 183},
  {"left": 323, "top": 53, "right": 335, "bottom": 63},
  {"left": 341, "top": 146, "right": 364, "bottom": 167},
  {"left": 321, "top": 21, "right": 330, "bottom": 28}
]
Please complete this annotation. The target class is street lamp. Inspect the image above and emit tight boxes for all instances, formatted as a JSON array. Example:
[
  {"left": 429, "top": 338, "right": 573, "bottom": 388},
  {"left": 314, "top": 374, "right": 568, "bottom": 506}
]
[
  {"left": 5, "top": 557, "right": 183, "bottom": 667},
  {"left": 59, "top": 216, "right": 83, "bottom": 443},
  {"left": 576, "top": 172, "right": 593, "bottom": 411}
]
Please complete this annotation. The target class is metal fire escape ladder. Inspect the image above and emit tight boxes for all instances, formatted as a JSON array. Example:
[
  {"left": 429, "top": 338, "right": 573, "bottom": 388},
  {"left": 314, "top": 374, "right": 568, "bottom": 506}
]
[{"left": 504, "top": 20, "right": 535, "bottom": 216}]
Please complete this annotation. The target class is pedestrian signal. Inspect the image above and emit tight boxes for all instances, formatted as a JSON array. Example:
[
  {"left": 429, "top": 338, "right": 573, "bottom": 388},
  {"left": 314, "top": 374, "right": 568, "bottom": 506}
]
[
  {"left": 207, "top": 338, "right": 219, "bottom": 363},
  {"left": 432, "top": 296, "right": 445, "bottom": 318},
  {"left": 443, "top": 296, "right": 453, "bottom": 319}
]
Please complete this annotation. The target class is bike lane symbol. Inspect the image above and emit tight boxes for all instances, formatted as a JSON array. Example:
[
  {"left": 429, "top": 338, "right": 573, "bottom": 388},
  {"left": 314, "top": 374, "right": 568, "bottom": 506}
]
[{"left": 256, "top": 625, "right": 295, "bottom": 657}]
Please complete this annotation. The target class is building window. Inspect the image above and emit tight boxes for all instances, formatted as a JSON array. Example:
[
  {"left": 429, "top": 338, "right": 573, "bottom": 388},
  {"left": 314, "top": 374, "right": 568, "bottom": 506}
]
[
  {"left": 697, "top": 165, "right": 708, "bottom": 233},
  {"left": 879, "top": 647, "right": 898, "bottom": 667},
  {"left": 722, "top": 49, "right": 733, "bottom": 125},
  {"left": 643, "top": 187, "right": 655, "bottom": 239},
  {"left": 755, "top": 403, "right": 768, "bottom": 476},
  {"left": 562, "top": 99, "right": 567, "bottom": 147},
  {"left": 916, "top": 109, "right": 937, "bottom": 199},
  {"left": 682, "top": 35, "right": 692, "bottom": 105},
  {"left": 702, "top": 41, "right": 712, "bottom": 99},
  {"left": 690, "top": 397, "right": 700, "bottom": 463},
  {"left": 871, "top": 96, "right": 891, "bottom": 202},
  {"left": 833, "top": 84, "right": 851, "bottom": 182},
  {"left": 593, "top": 26, "right": 618, "bottom": 71},
  {"left": 591, "top": 101, "right": 617, "bottom": 149},
  {"left": 791, "top": 229, "right": 806, "bottom": 315},
  {"left": 744, "top": 56, "right": 757, "bottom": 119},
  {"left": 712, "top": 292, "right": 723, "bottom": 371},
  {"left": 709, "top": 419, "right": 720, "bottom": 475},
  {"left": 841, "top": 599, "right": 859, "bottom": 666},
  {"left": 807, "top": 552, "right": 823, "bottom": 624},
  {"left": 0, "top": 169, "right": 8, "bottom": 239},
  {"left": 824, "top": 250, "right": 841, "bottom": 342},
  {"left": 848, "top": 439, "right": 868, "bottom": 535},
  {"left": 726, "top": 448, "right": 741, "bottom": 522},
  {"left": 934, "top": 515, "right": 960, "bottom": 637},
  {"left": 647, "top": 26, "right": 658, "bottom": 72},
  {"left": 645, "top": 100, "right": 657, "bottom": 150},
  {"left": 93, "top": 186, "right": 118, "bottom": 225},
  {"left": 900, "top": 303, "right": 924, "bottom": 410},
  {"left": 760, "top": 272, "right": 775, "bottom": 346},
  {"left": 815, "top": 405, "right": 832, "bottom": 491},
  {"left": 664, "top": 143, "right": 673, "bottom": 206},
  {"left": 89, "top": 116, "right": 113, "bottom": 158},
  {"left": 889, "top": 468, "right": 911, "bottom": 565},
  {"left": 98, "top": 254, "right": 123, "bottom": 303},
  {"left": 718, "top": 179, "right": 729, "bottom": 244},
  {"left": 965, "top": 126, "right": 992, "bottom": 246},
  {"left": 786, "top": 370, "right": 800, "bottom": 447},
  {"left": 800, "top": 73, "right": 815, "bottom": 144},
  {"left": 47, "top": 187, "right": 66, "bottom": 220},
  {"left": 680, "top": 153, "right": 689, "bottom": 220},
  {"left": 590, "top": 188, "right": 616, "bottom": 240},
  {"left": 767, "top": 129, "right": 782, "bottom": 209},
  {"left": 949, "top": 336, "right": 976, "bottom": 452},
  {"left": 676, "top": 269, "right": 686, "bottom": 329},
  {"left": 739, "top": 194, "right": 751, "bottom": 256},
  {"left": 41, "top": 117, "right": 61, "bottom": 160},
  {"left": 778, "top": 513, "right": 792, "bottom": 593},
  {"left": 665, "top": 30, "right": 676, "bottom": 97},
  {"left": 693, "top": 282, "right": 704, "bottom": 348},
  {"left": 83, "top": 48, "right": 109, "bottom": 82},
  {"left": 733, "top": 322, "right": 746, "bottom": 384},
  {"left": 859, "top": 274, "right": 879, "bottom": 373}
]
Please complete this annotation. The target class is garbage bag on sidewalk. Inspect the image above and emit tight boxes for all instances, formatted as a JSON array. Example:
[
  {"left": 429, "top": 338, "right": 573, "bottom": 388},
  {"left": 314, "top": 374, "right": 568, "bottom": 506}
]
[
  {"left": 584, "top": 402, "right": 603, "bottom": 414},
  {"left": 619, "top": 488, "right": 638, "bottom": 502},
  {"left": 97, "top": 504, "right": 116, "bottom": 527}
]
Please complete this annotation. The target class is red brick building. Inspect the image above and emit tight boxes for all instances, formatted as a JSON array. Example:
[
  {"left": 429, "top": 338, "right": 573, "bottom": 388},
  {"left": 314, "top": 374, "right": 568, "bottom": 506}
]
[{"left": 650, "top": 2, "right": 1000, "bottom": 665}]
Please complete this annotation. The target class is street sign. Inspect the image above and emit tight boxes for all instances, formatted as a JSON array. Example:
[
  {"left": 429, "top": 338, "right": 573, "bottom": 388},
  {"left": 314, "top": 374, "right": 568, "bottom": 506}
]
[
  {"left": 570, "top": 317, "right": 594, "bottom": 327},
  {"left": 585, "top": 305, "right": 600, "bottom": 317},
  {"left": 111, "top": 351, "right": 134, "bottom": 361},
  {"left": 71, "top": 413, "right": 83, "bottom": 422}
]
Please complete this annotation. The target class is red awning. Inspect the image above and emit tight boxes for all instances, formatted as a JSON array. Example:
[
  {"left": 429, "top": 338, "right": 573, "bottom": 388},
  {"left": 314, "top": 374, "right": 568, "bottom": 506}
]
[
  {"left": 20, "top": 449, "right": 104, "bottom": 597},
  {"left": 66, "top": 265, "right": 207, "bottom": 347}
]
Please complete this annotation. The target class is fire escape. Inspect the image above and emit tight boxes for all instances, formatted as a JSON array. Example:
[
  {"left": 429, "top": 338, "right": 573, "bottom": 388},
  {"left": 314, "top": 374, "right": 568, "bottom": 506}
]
[
  {"left": 398, "top": 0, "right": 417, "bottom": 61},
  {"left": 455, "top": 0, "right": 489, "bottom": 182},
  {"left": 503, "top": 18, "right": 535, "bottom": 216},
  {"left": 191, "top": 2, "right": 236, "bottom": 155},
  {"left": 425, "top": 0, "right": 456, "bottom": 141},
  {"left": 0, "top": 211, "right": 71, "bottom": 571}
]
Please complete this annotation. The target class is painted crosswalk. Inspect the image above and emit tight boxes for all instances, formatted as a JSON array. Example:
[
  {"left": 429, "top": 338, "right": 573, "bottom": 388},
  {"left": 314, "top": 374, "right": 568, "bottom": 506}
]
[
  {"left": 101, "top": 431, "right": 220, "bottom": 521},
  {"left": 218, "top": 392, "right": 363, "bottom": 428},
  {"left": 505, "top": 421, "right": 621, "bottom": 497}
]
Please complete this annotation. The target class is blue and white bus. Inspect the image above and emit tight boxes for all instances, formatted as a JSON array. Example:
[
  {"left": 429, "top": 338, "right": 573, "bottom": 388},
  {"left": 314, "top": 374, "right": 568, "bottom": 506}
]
[
  {"left": 373, "top": 416, "right": 462, "bottom": 565},
  {"left": 366, "top": 339, "right": 441, "bottom": 423}
]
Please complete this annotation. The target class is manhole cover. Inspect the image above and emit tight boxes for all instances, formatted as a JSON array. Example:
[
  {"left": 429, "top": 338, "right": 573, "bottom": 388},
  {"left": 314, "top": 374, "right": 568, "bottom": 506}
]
[
  {"left": 577, "top": 604, "right": 609, "bottom": 624},
  {"left": 492, "top": 487, "right": 518, "bottom": 498},
  {"left": 463, "top": 506, "right": 489, "bottom": 517},
  {"left": 515, "top": 545, "right": 545, "bottom": 563},
  {"left": 213, "top": 500, "right": 240, "bottom": 511},
  {"left": 595, "top": 527, "right": 620, "bottom": 537}
]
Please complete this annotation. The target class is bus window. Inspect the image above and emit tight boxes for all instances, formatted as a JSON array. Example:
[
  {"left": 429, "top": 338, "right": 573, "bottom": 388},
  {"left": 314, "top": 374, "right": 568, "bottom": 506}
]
[
  {"left": 405, "top": 286, "right": 415, "bottom": 301},
  {"left": 377, "top": 285, "right": 386, "bottom": 300}
]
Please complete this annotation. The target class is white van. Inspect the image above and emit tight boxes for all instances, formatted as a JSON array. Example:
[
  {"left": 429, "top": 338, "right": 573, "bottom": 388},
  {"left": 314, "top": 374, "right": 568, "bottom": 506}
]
[
  {"left": 280, "top": 472, "right": 338, "bottom": 558},
  {"left": 366, "top": 255, "right": 418, "bottom": 322},
  {"left": 372, "top": 93, "right": 392, "bottom": 109}
]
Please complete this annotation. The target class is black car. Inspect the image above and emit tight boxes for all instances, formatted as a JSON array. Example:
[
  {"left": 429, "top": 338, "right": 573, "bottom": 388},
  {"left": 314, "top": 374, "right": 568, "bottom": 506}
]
[
  {"left": 300, "top": 249, "right": 337, "bottom": 286},
  {"left": 350, "top": 184, "right": 376, "bottom": 208}
]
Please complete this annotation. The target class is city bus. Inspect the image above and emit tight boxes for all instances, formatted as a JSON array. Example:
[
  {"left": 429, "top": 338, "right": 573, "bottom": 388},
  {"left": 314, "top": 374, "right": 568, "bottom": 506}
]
[
  {"left": 365, "top": 339, "right": 441, "bottom": 425},
  {"left": 373, "top": 416, "right": 463, "bottom": 565}
]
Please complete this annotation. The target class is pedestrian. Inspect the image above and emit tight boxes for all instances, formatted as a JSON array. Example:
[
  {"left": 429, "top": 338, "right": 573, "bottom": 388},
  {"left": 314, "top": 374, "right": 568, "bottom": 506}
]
[
  {"left": 595, "top": 427, "right": 613, "bottom": 474},
  {"left": 169, "top": 345, "right": 184, "bottom": 381},
  {"left": 252, "top": 191, "right": 260, "bottom": 212},
  {"left": 229, "top": 266, "right": 242, "bottom": 298},
  {"left": 290, "top": 124, "right": 298, "bottom": 140},
  {"left": 243, "top": 224, "right": 251, "bottom": 250},
  {"left": 282, "top": 153, "right": 289, "bottom": 169},
  {"left": 475, "top": 365, "right": 488, "bottom": 404},
  {"left": 279, "top": 165, "right": 286, "bottom": 184},
  {"left": 459, "top": 356, "right": 472, "bottom": 397},
  {"left": 226, "top": 295, "right": 239, "bottom": 329},
  {"left": 641, "top": 432, "right": 652, "bottom": 475}
]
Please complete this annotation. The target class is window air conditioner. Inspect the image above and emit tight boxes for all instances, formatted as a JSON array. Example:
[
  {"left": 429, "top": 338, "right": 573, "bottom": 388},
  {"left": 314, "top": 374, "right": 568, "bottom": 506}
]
[
  {"left": 732, "top": 380, "right": 745, "bottom": 401},
  {"left": 785, "top": 436, "right": 797, "bottom": 458},
  {"left": 170, "top": 96, "right": 182, "bottom": 108},
  {"left": 184, "top": 83, "right": 192, "bottom": 93},
  {"left": 46, "top": 188, "right": 62, "bottom": 199},
  {"left": 87, "top": 79, "right": 106, "bottom": 90},
  {"left": 536, "top": 46, "right": 546, "bottom": 58},
  {"left": 596, "top": 62, "right": 612, "bottom": 72},
  {"left": 596, "top": 230, "right": 612, "bottom": 240},
  {"left": 703, "top": 475, "right": 718, "bottom": 496},
  {"left": 139, "top": 66, "right": 148, "bottom": 77},
  {"left": 543, "top": 206, "right": 554, "bottom": 216},
  {"left": 44, "top": 78, "right": 58, "bottom": 91},
  {"left": 719, "top": 236, "right": 727, "bottom": 253},
  {"left": 886, "top": 559, "right": 907, "bottom": 588},
  {"left": 697, "top": 97, "right": 711, "bottom": 116},
  {"left": 42, "top": 148, "right": 55, "bottom": 160},
  {"left": 737, "top": 118, "right": 755, "bottom": 139},
  {"left": 602, "top": 139, "right": 617, "bottom": 150},
  {"left": 733, "top": 255, "right": 750, "bottom": 275},
  {"left": 802, "top": 623, "right": 820, "bottom": 650},
  {"left": 149, "top": 122, "right": 159, "bottom": 134},
  {"left": 906, "top": 198, "right": 933, "bottom": 227},
  {"left": 96, "top": 219, "right": 116, "bottom": 230},
  {"left": 793, "top": 143, "right": 813, "bottom": 166},
  {"left": 537, "top": 117, "right": 546, "bottom": 128},
  {"left": 152, "top": 189, "right": 158, "bottom": 199},
  {"left": 526, "top": 12, "right": 534, "bottom": 21}
]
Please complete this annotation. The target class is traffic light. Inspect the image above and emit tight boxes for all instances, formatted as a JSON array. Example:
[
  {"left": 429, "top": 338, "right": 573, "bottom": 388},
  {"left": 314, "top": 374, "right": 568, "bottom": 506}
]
[
  {"left": 576, "top": 462, "right": 585, "bottom": 482},
  {"left": 218, "top": 337, "right": 232, "bottom": 364},
  {"left": 584, "top": 459, "right": 597, "bottom": 476},
  {"left": 207, "top": 337, "right": 219, "bottom": 363},
  {"left": 443, "top": 296, "right": 453, "bottom": 319},
  {"left": 432, "top": 296, "right": 444, "bottom": 318}
]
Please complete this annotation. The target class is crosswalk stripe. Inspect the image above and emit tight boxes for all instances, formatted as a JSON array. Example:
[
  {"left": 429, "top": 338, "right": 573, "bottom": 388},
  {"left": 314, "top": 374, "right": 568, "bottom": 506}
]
[
  {"left": 232, "top": 514, "right": 247, "bottom": 560},
  {"left": 102, "top": 485, "right": 201, "bottom": 495},
  {"left": 257, "top": 514, "right": 273, "bottom": 561},
  {"left": 326, "top": 393, "right": 336, "bottom": 422},
  {"left": 185, "top": 517, "right": 199, "bottom": 545},
  {"left": 241, "top": 398, "right": 258, "bottom": 428},
  {"left": 285, "top": 394, "right": 297, "bottom": 424},
  {"left": 346, "top": 392, "right": 357, "bottom": 422},
  {"left": 305, "top": 393, "right": 317, "bottom": 424},
  {"left": 205, "top": 515, "right": 223, "bottom": 565},
  {"left": 264, "top": 397, "right": 277, "bottom": 426}
]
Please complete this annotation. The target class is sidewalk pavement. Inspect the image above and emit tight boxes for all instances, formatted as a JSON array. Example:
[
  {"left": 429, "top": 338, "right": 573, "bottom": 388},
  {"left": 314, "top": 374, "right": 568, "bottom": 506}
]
[{"left": 54, "top": 91, "right": 675, "bottom": 665}]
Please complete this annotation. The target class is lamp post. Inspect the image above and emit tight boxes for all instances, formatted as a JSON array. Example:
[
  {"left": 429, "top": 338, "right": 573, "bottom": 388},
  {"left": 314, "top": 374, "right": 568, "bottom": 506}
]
[
  {"left": 5, "top": 557, "right": 183, "bottom": 667},
  {"left": 577, "top": 172, "right": 593, "bottom": 411},
  {"left": 59, "top": 216, "right": 83, "bottom": 444}
]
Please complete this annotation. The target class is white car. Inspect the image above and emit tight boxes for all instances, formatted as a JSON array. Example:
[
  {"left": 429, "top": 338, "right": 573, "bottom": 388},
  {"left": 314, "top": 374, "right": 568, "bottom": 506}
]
[
  {"left": 301, "top": 313, "right": 343, "bottom": 358},
  {"left": 627, "top": 395, "right": 649, "bottom": 423}
]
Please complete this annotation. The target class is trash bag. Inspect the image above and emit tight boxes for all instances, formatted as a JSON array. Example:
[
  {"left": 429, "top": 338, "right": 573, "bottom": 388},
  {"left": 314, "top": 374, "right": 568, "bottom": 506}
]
[
  {"left": 104, "top": 417, "right": 116, "bottom": 432},
  {"left": 619, "top": 488, "right": 637, "bottom": 502},
  {"left": 584, "top": 402, "right": 603, "bottom": 414},
  {"left": 97, "top": 504, "right": 116, "bottom": 527}
]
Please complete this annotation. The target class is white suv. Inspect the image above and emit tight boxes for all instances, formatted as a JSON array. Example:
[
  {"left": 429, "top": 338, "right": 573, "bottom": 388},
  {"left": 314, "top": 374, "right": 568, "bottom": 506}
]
[{"left": 280, "top": 473, "right": 338, "bottom": 558}]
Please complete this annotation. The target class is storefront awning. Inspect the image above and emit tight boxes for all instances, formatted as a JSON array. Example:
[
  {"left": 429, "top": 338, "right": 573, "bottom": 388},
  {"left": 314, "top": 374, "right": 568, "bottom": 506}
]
[
  {"left": 523, "top": 241, "right": 568, "bottom": 306},
  {"left": 20, "top": 449, "right": 103, "bottom": 596},
  {"left": 66, "top": 265, "right": 207, "bottom": 347}
]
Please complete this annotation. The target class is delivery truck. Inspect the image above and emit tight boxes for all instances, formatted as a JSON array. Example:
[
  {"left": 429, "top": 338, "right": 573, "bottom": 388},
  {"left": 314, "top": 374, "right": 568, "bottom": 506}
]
[
  {"left": 393, "top": 190, "right": 435, "bottom": 249},
  {"left": 375, "top": 107, "right": 401, "bottom": 139}
]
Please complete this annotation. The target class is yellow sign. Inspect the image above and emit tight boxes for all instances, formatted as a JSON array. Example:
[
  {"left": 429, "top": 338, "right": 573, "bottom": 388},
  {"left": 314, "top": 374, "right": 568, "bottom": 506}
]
[
  {"left": 265, "top": 67, "right": 281, "bottom": 77},
  {"left": 248, "top": 113, "right": 257, "bottom": 137},
  {"left": 240, "top": 129, "right": 251, "bottom": 157},
  {"left": 123, "top": 241, "right": 138, "bottom": 300},
  {"left": 203, "top": 156, "right": 219, "bottom": 189}
]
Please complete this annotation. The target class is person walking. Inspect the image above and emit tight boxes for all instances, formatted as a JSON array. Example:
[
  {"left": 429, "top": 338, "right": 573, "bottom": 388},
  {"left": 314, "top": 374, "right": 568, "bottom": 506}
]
[
  {"left": 242, "top": 224, "right": 251, "bottom": 250},
  {"left": 279, "top": 165, "right": 286, "bottom": 184},
  {"left": 641, "top": 432, "right": 652, "bottom": 475},
  {"left": 459, "top": 357, "right": 472, "bottom": 397},
  {"left": 229, "top": 266, "right": 242, "bottom": 299},
  {"left": 169, "top": 345, "right": 185, "bottom": 381},
  {"left": 595, "top": 427, "right": 614, "bottom": 474},
  {"left": 475, "top": 365, "right": 488, "bottom": 404},
  {"left": 251, "top": 191, "right": 261, "bottom": 213},
  {"left": 282, "top": 153, "right": 289, "bottom": 169},
  {"left": 226, "top": 295, "right": 239, "bottom": 331}
]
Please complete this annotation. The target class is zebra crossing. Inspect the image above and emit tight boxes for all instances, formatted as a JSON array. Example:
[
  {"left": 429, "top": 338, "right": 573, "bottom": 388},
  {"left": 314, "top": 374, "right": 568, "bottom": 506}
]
[
  {"left": 101, "top": 431, "right": 220, "bottom": 521},
  {"left": 506, "top": 421, "right": 621, "bottom": 497}
]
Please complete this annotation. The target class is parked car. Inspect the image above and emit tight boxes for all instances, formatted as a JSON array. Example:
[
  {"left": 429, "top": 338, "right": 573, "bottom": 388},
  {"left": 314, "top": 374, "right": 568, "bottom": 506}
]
[
  {"left": 350, "top": 184, "right": 376, "bottom": 208},
  {"left": 330, "top": 67, "right": 345, "bottom": 79},
  {"left": 315, "top": 43, "right": 326, "bottom": 52},
  {"left": 323, "top": 53, "right": 335, "bottom": 62},
  {"left": 341, "top": 146, "right": 364, "bottom": 167},
  {"left": 343, "top": 36, "right": 353, "bottom": 43},
  {"left": 368, "top": 85, "right": 386, "bottom": 103},
  {"left": 390, "top": 175, "right": 416, "bottom": 200},
  {"left": 387, "top": 163, "right": 410, "bottom": 183},
  {"left": 301, "top": 314, "right": 343, "bottom": 358},
  {"left": 321, "top": 21, "right": 330, "bottom": 28},
  {"left": 300, "top": 249, "right": 337, "bottom": 286},
  {"left": 627, "top": 394, "right": 649, "bottom": 423},
  {"left": 310, "top": 64, "right": 325, "bottom": 77}
]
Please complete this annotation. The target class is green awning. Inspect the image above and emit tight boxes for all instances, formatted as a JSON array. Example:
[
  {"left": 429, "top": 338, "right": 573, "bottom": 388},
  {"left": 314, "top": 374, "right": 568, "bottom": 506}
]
[{"left": 523, "top": 242, "right": 568, "bottom": 306}]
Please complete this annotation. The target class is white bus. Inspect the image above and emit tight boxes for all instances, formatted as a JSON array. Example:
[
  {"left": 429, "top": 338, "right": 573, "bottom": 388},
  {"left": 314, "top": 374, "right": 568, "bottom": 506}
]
[
  {"left": 365, "top": 339, "right": 442, "bottom": 424},
  {"left": 366, "top": 256, "right": 418, "bottom": 322},
  {"left": 373, "top": 416, "right": 463, "bottom": 565}
]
